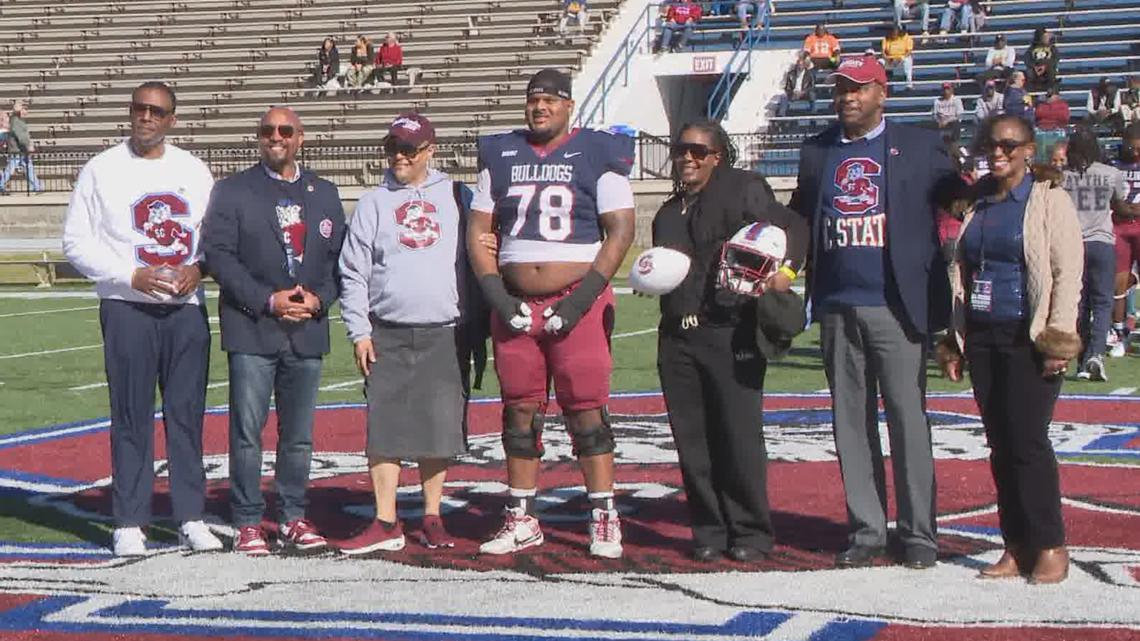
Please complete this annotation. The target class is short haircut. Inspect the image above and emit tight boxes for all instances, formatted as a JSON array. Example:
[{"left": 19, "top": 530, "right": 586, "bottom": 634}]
[{"left": 133, "top": 81, "right": 177, "bottom": 113}]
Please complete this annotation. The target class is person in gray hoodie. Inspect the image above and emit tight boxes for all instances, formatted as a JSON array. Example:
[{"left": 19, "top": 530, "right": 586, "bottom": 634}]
[
  {"left": 336, "top": 114, "right": 476, "bottom": 555},
  {"left": 0, "top": 101, "right": 44, "bottom": 193}
]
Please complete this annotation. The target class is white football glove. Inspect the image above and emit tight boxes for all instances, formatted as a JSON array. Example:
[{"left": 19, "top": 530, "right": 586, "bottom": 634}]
[
  {"left": 509, "top": 302, "right": 534, "bottom": 333},
  {"left": 542, "top": 306, "right": 565, "bottom": 334}
]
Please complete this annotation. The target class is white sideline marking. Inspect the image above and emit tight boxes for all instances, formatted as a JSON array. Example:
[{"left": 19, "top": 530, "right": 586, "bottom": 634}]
[
  {"left": 0, "top": 344, "right": 102, "bottom": 360},
  {"left": 320, "top": 380, "right": 362, "bottom": 391},
  {"left": 1110, "top": 387, "right": 1137, "bottom": 395},
  {"left": 68, "top": 382, "right": 108, "bottom": 391},
  {"left": 0, "top": 305, "right": 99, "bottom": 319}
]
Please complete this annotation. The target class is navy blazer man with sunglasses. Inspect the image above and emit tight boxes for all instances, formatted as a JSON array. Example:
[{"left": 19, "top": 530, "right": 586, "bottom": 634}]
[
  {"left": 789, "top": 56, "right": 955, "bottom": 571},
  {"left": 202, "top": 107, "right": 346, "bottom": 556}
]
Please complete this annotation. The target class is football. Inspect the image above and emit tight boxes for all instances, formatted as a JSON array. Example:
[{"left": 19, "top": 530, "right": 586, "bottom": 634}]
[{"left": 629, "top": 247, "right": 691, "bottom": 296}]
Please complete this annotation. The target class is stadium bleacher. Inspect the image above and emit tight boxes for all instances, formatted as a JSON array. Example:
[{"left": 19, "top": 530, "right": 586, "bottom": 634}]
[
  {"left": 0, "top": 0, "right": 623, "bottom": 190},
  {"left": 672, "top": 0, "right": 1139, "bottom": 175}
]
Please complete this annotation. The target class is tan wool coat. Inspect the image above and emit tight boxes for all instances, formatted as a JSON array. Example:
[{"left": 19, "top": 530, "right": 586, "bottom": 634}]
[{"left": 941, "top": 168, "right": 1084, "bottom": 362}]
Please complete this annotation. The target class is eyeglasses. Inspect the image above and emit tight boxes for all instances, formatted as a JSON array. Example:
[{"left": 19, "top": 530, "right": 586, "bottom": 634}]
[
  {"left": 258, "top": 124, "right": 296, "bottom": 139},
  {"left": 384, "top": 139, "right": 429, "bottom": 158},
  {"left": 129, "top": 102, "right": 172, "bottom": 119},
  {"left": 670, "top": 142, "right": 717, "bottom": 160},
  {"left": 980, "top": 138, "right": 1028, "bottom": 156}
]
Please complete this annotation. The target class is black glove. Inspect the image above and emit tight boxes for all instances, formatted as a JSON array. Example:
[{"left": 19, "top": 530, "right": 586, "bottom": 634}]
[
  {"left": 479, "top": 274, "right": 533, "bottom": 333},
  {"left": 542, "top": 269, "right": 608, "bottom": 335}
]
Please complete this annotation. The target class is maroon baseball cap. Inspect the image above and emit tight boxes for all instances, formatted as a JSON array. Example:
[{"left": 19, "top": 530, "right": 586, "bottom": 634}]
[
  {"left": 830, "top": 56, "right": 888, "bottom": 87},
  {"left": 384, "top": 113, "right": 435, "bottom": 147}
]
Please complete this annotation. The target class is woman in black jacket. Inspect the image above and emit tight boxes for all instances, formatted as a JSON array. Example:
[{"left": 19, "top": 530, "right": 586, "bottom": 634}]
[
  {"left": 316, "top": 37, "right": 339, "bottom": 87},
  {"left": 652, "top": 120, "right": 808, "bottom": 562}
]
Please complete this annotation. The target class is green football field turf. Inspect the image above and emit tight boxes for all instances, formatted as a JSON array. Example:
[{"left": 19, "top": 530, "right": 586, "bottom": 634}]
[
  {"left": 0, "top": 285, "right": 1137, "bottom": 545},
  {"left": 1, "top": 285, "right": 1138, "bottom": 434}
]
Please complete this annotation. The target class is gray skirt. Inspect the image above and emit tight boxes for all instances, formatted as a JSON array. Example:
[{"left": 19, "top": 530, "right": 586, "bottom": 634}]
[{"left": 365, "top": 322, "right": 469, "bottom": 460}]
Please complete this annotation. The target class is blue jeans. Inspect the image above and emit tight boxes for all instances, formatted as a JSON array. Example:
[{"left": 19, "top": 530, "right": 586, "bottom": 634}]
[
  {"left": 0, "top": 155, "right": 43, "bottom": 192},
  {"left": 895, "top": 0, "right": 931, "bottom": 29},
  {"left": 1080, "top": 241, "right": 1116, "bottom": 361},
  {"left": 939, "top": 2, "right": 973, "bottom": 33},
  {"left": 227, "top": 350, "right": 323, "bottom": 527},
  {"left": 660, "top": 21, "right": 694, "bottom": 51}
]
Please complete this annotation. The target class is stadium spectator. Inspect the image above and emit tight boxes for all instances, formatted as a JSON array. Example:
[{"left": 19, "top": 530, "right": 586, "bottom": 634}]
[
  {"left": 975, "top": 80, "right": 1004, "bottom": 121},
  {"left": 938, "top": 113, "right": 1083, "bottom": 585},
  {"left": 1121, "top": 76, "right": 1140, "bottom": 126},
  {"left": 315, "top": 37, "right": 340, "bottom": 90},
  {"left": 61, "top": 81, "right": 222, "bottom": 557},
  {"left": 0, "top": 110, "right": 8, "bottom": 147},
  {"left": 336, "top": 114, "right": 476, "bottom": 556},
  {"left": 1035, "top": 86, "right": 1071, "bottom": 131},
  {"left": 1110, "top": 124, "right": 1140, "bottom": 357},
  {"left": 1062, "top": 127, "right": 1127, "bottom": 382},
  {"left": 374, "top": 33, "right": 404, "bottom": 89},
  {"left": 803, "top": 24, "right": 841, "bottom": 70},
  {"left": 202, "top": 107, "right": 346, "bottom": 556},
  {"left": 881, "top": 24, "right": 914, "bottom": 90},
  {"left": 1003, "top": 71, "right": 1033, "bottom": 123},
  {"left": 1087, "top": 77, "right": 1124, "bottom": 133},
  {"left": 735, "top": 1, "right": 770, "bottom": 32},
  {"left": 789, "top": 56, "right": 953, "bottom": 571},
  {"left": 976, "top": 34, "right": 1015, "bottom": 86},
  {"left": 654, "top": 0, "right": 702, "bottom": 53},
  {"left": 557, "top": 0, "right": 589, "bottom": 36},
  {"left": 936, "top": 0, "right": 973, "bottom": 39},
  {"left": 0, "top": 101, "right": 43, "bottom": 194},
  {"left": 893, "top": 0, "right": 932, "bottom": 35},
  {"left": 780, "top": 50, "right": 815, "bottom": 115},
  {"left": 345, "top": 35, "right": 374, "bottom": 89},
  {"left": 1049, "top": 140, "right": 1068, "bottom": 170},
  {"left": 652, "top": 120, "right": 807, "bottom": 563},
  {"left": 933, "top": 82, "right": 965, "bottom": 133},
  {"left": 1025, "top": 27, "right": 1060, "bottom": 92}
]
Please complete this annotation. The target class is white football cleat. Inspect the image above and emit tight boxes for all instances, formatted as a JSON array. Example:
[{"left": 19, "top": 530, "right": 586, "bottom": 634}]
[
  {"left": 588, "top": 508, "right": 623, "bottom": 559},
  {"left": 479, "top": 507, "right": 544, "bottom": 555}
]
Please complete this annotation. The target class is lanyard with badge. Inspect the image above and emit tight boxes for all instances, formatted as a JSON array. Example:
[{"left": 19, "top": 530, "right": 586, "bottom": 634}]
[{"left": 970, "top": 206, "right": 994, "bottom": 315}]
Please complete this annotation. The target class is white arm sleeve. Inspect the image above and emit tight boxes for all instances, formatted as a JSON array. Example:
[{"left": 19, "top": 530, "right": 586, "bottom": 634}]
[
  {"left": 596, "top": 171, "right": 635, "bottom": 214},
  {"left": 471, "top": 168, "right": 495, "bottom": 213},
  {"left": 61, "top": 166, "right": 135, "bottom": 287}
]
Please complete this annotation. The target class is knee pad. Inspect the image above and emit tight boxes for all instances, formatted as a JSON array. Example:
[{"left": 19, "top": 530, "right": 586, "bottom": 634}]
[
  {"left": 569, "top": 408, "right": 615, "bottom": 457},
  {"left": 501, "top": 406, "right": 544, "bottom": 459}
]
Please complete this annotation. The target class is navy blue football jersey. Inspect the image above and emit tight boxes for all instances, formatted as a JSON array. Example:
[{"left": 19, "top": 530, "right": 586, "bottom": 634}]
[{"left": 474, "top": 128, "right": 634, "bottom": 263}]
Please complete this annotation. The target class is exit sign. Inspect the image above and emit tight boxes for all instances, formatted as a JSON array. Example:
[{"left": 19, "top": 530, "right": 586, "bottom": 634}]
[{"left": 692, "top": 56, "right": 717, "bottom": 73}]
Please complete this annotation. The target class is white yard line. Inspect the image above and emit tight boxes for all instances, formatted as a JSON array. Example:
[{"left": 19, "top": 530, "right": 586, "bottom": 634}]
[
  {"left": 0, "top": 344, "right": 103, "bottom": 360},
  {"left": 0, "top": 305, "right": 99, "bottom": 319},
  {"left": 1110, "top": 387, "right": 1137, "bottom": 395},
  {"left": 67, "top": 382, "right": 108, "bottom": 392}
]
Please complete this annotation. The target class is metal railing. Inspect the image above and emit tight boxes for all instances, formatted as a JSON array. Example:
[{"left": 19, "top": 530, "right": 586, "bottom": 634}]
[
  {"left": 706, "top": 2, "right": 771, "bottom": 120},
  {"left": 575, "top": 3, "right": 658, "bottom": 128}
]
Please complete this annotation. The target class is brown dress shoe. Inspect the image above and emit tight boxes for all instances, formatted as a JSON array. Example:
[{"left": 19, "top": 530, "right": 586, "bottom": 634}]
[
  {"left": 1029, "top": 547, "right": 1069, "bottom": 584},
  {"left": 978, "top": 548, "right": 1023, "bottom": 579}
]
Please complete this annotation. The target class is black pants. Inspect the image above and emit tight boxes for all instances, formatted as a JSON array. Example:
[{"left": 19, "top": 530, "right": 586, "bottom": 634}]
[
  {"left": 100, "top": 299, "right": 210, "bottom": 527},
  {"left": 965, "top": 320, "right": 1065, "bottom": 549},
  {"left": 658, "top": 323, "right": 773, "bottom": 551}
]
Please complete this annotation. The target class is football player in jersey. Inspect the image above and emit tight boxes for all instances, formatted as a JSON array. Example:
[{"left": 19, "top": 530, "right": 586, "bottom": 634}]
[
  {"left": 1110, "top": 123, "right": 1140, "bottom": 356},
  {"left": 467, "top": 68, "right": 636, "bottom": 558}
]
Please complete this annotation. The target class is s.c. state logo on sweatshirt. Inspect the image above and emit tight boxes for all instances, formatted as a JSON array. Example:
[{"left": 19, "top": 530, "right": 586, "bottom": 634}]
[{"left": 131, "top": 192, "right": 193, "bottom": 266}]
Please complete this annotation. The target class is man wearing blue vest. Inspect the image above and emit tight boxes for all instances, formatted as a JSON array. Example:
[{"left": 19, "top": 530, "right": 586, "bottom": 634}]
[{"left": 790, "top": 56, "right": 955, "bottom": 570}]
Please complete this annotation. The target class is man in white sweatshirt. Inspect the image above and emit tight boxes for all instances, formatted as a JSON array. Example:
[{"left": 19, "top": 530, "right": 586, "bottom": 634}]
[{"left": 62, "top": 81, "right": 223, "bottom": 556}]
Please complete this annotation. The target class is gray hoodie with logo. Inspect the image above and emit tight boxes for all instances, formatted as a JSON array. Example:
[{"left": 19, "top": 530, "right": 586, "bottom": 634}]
[{"left": 339, "top": 168, "right": 472, "bottom": 342}]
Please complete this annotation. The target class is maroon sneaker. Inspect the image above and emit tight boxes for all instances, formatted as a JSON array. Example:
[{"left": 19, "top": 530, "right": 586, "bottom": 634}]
[
  {"left": 336, "top": 520, "right": 406, "bottom": 556},
  {"left": 234, "top": 526, "right": 270, "bottom": 556},
  {"left": 418, "top": 515, "right": 455, "bottom": 549},
  {"left": 279, "top": 518, "right": 328, "bottom": 553}
]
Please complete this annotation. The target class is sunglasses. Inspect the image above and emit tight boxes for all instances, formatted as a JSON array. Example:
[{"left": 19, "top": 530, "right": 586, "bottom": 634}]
[
  {"left": 670, "top": 142, "right": 717, "bottom": 160},
  {"left": 980, "top": 138, "right": 1028, "bottom": 156},
  {"left": 129, "top": 102, "right": 172, "bottom": 119},
  {"left": 384, "top": 140, "right": 429, "bottom": 158},
  {"left": 258, "top": 124, "right": 297, "bottom": 139}
]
